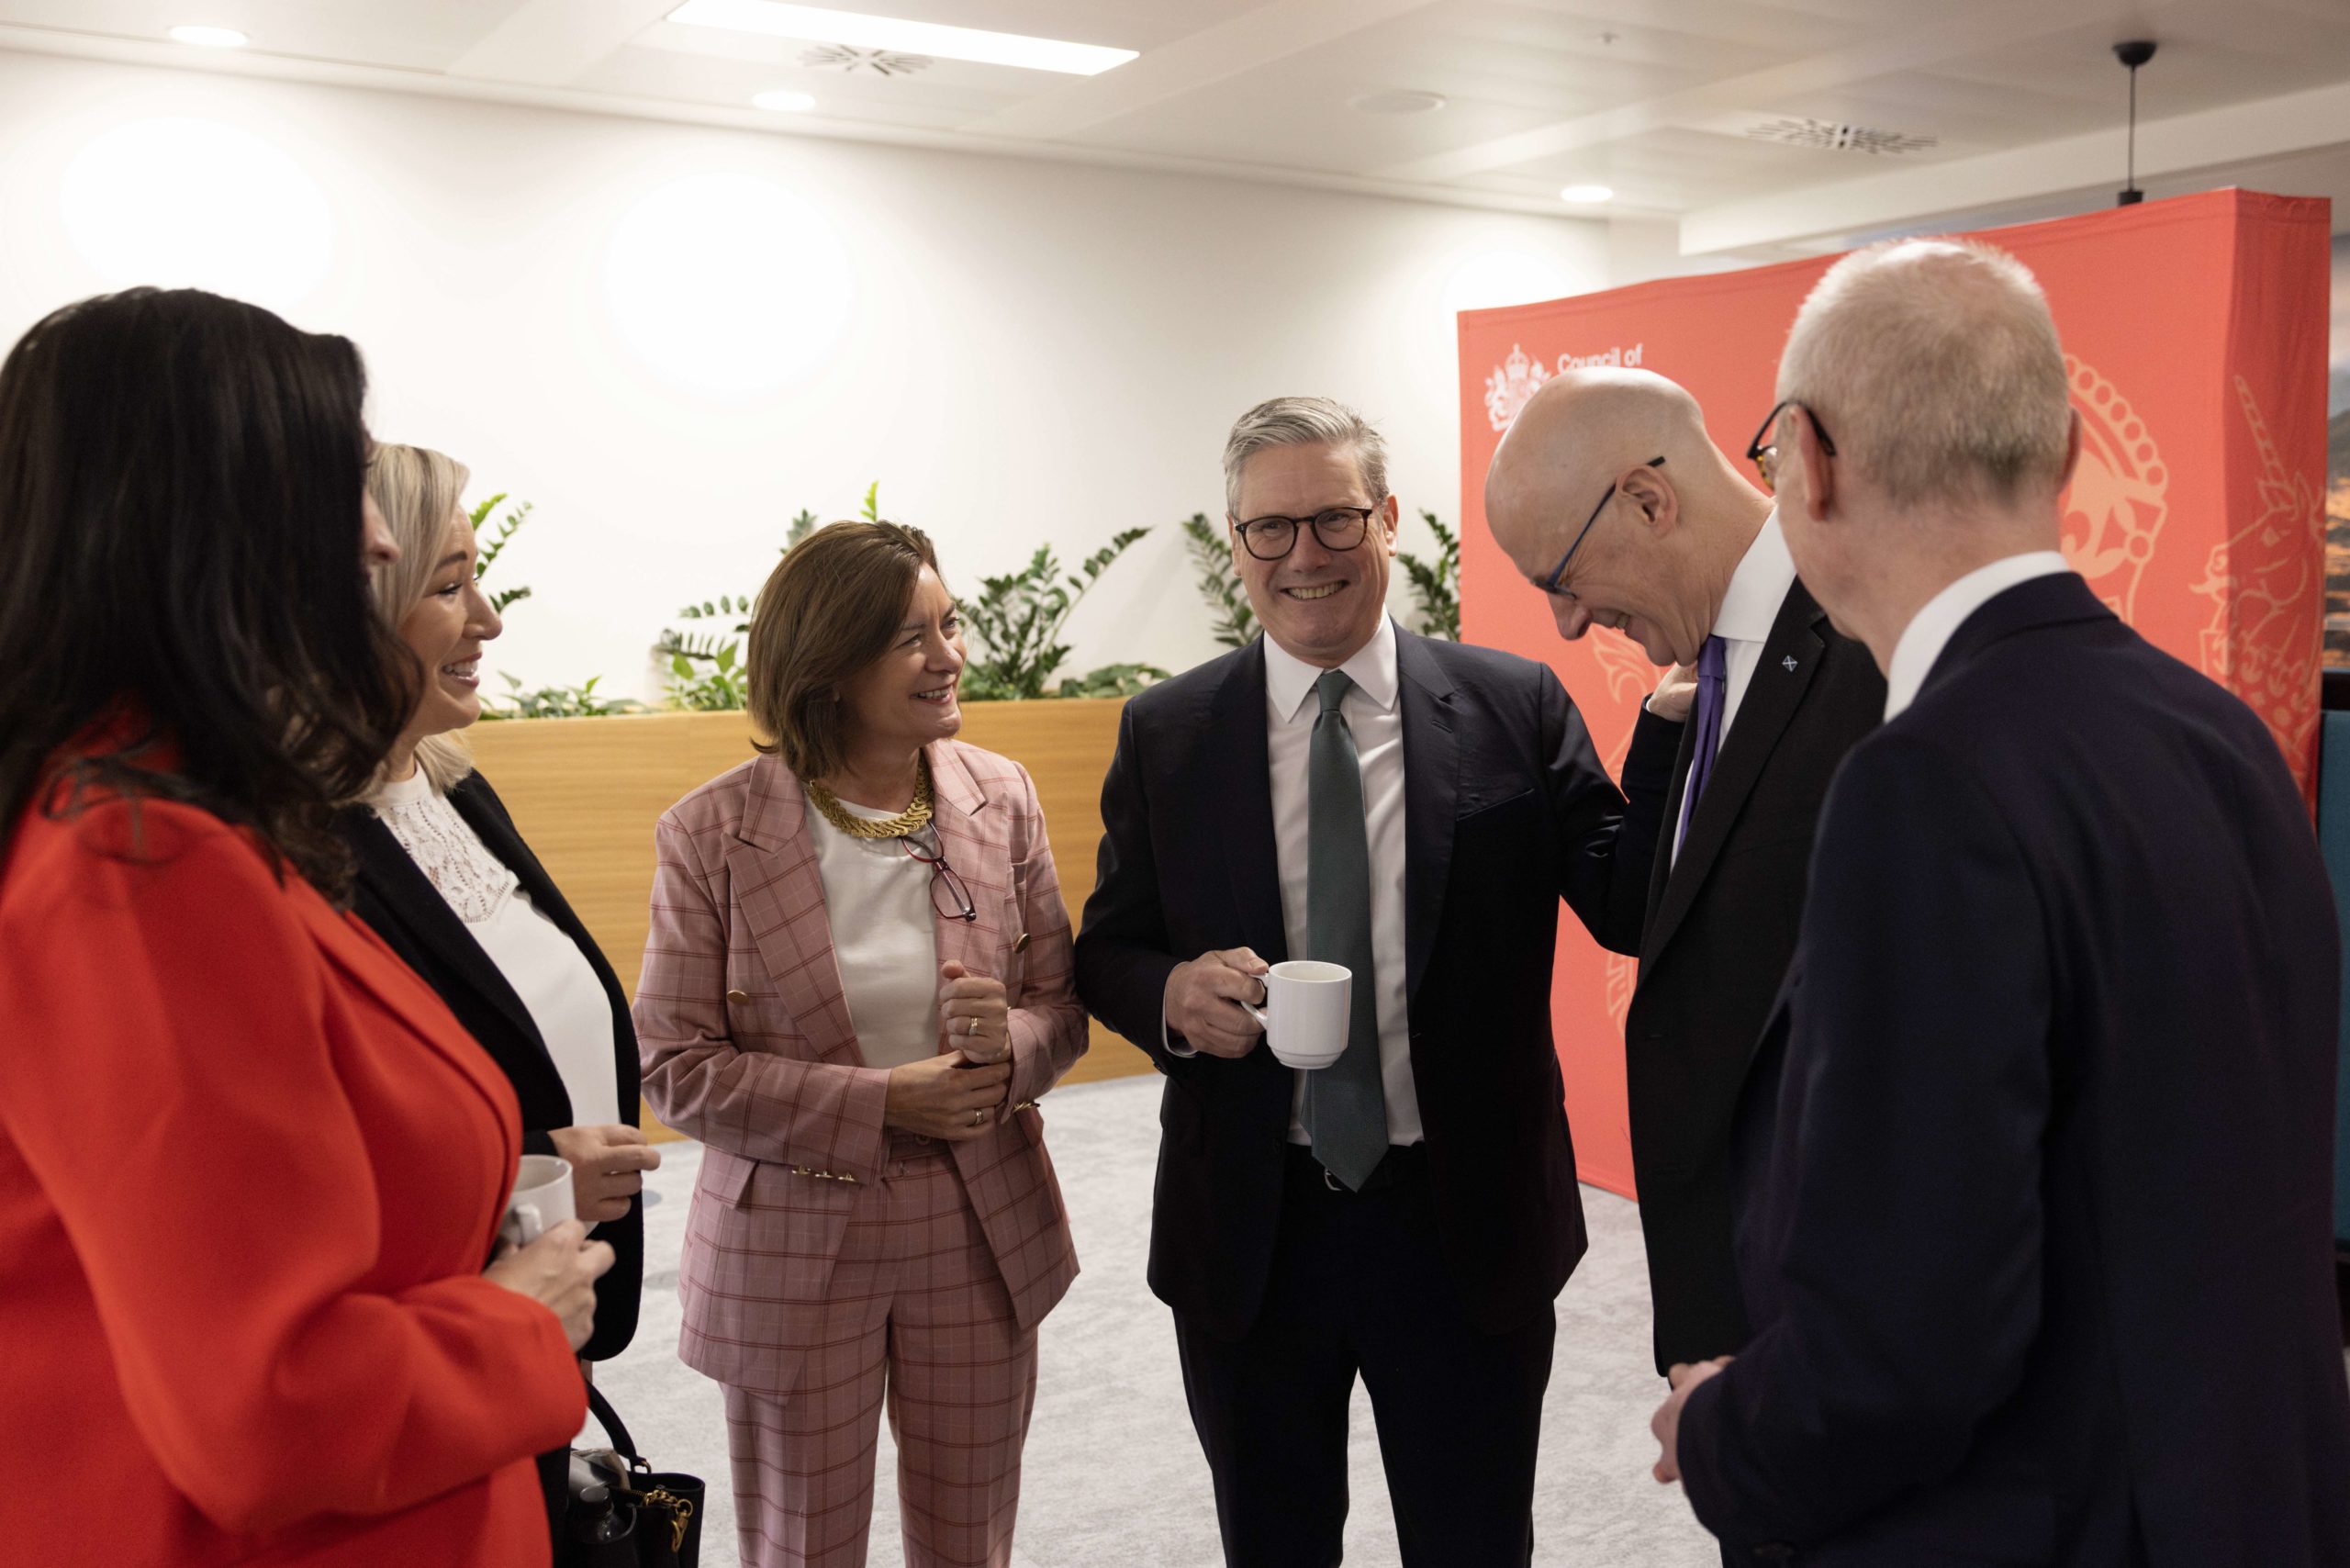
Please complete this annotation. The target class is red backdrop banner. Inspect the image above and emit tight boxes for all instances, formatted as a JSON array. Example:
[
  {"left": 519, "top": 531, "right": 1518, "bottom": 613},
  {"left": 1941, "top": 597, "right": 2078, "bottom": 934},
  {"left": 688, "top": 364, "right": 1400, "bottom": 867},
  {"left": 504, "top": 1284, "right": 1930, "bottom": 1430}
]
[{"left": 1455, "top": 189, "right": 2333, "bottom": 1198}]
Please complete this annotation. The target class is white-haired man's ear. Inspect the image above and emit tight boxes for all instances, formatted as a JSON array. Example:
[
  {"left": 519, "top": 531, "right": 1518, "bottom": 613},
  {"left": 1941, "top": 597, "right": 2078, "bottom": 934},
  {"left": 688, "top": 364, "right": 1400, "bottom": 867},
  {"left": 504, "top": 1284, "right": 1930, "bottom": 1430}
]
[{"left": 1792, "top": 406, "right": 1838, "bottom": 525}]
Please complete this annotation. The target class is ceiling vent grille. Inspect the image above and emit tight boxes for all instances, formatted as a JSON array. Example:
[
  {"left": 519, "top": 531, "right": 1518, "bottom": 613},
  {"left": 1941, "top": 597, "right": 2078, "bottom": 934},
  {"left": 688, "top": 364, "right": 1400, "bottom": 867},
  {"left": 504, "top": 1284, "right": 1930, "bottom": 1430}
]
[
  {"left": 800, "top": 45, "right": 932, "bottom": 75},
  {"left": 1744, "top": 118, "right": 1937, "bottom": 156}
]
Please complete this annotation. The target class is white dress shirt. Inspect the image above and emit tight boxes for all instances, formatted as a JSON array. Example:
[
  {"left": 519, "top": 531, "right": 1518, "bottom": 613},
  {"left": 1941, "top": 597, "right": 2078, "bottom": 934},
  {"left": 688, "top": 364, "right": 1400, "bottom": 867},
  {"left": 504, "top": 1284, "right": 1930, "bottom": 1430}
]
[
  {"left": 806, "top": 799, "right": 943, "bottom": 1070},
  {"left": 1671, "top": 510, "right": 1799, "bottom": 863},
  {"left": 372, "top": 769, "right": 621, "bottom": 1126},
  {"left": 1262, "top": 618, "right": 1420, "bottom": 1147},
  {"left": 1883, "top": 553, "right": 2075, "bottom": 721}
]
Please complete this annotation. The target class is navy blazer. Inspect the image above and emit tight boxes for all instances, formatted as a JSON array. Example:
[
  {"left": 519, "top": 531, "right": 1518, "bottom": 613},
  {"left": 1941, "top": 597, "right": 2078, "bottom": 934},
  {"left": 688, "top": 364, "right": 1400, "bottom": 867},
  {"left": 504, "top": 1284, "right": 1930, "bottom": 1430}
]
[
  {"left": 337, "top": 770, "right": 644, "bottom": 1363},
  {"left": 1607, "top": 578, "right": 1884, "bottom": 1372},
  {"left": 1679, "top": 574, "right": 2350, "bottom": 1564},
  {"left": 1073, "top": 625, "right": 1677, "bottom": 1339}
]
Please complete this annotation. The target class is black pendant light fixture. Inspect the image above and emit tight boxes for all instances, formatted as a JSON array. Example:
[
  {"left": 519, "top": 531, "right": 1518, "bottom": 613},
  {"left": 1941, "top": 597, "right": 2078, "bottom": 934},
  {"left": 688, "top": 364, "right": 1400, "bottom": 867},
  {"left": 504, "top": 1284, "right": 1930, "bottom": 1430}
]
[{"left": 2114, "top": 39, "right": 2158, "bottom": 207}]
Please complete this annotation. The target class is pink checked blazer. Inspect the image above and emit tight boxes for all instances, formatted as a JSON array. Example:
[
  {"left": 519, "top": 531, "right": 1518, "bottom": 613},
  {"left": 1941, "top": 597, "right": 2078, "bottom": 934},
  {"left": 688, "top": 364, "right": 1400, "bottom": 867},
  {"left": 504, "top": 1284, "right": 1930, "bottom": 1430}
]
[{"left": 634, "top": 740, "right": 1087, "bottom": 1393}]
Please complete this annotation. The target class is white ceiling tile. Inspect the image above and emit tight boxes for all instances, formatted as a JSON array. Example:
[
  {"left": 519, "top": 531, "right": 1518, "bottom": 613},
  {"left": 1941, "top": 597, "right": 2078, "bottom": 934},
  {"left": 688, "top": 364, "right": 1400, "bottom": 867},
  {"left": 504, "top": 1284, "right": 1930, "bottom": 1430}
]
[{"left": 0, "top": 0, "right": 2339, "bottom": 228}]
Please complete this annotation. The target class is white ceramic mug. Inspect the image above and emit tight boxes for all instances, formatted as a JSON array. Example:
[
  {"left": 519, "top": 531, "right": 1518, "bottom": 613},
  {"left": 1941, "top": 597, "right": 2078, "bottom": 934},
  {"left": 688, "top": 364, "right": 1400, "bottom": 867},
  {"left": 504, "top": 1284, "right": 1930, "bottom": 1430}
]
[
  {"left": 498, "top": 1153, "right": 575, "bottom": 1249},
  {"left": 1241, "top": 960, "right": 1354, "bottom": 1070}
]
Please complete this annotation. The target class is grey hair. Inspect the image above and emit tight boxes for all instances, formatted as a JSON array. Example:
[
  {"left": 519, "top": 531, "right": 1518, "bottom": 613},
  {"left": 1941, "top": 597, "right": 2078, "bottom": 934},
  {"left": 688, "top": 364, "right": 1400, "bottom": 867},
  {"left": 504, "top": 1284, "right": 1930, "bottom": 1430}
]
[
  {"left": 364, "top": 442, "right": 476, "bottom": 795},
  {"left": 1778, "top": 238, "right": 2072, "bottom": 511},
  {"left": 1222, "top": 397, "right": 1389, "bottom": 517}
]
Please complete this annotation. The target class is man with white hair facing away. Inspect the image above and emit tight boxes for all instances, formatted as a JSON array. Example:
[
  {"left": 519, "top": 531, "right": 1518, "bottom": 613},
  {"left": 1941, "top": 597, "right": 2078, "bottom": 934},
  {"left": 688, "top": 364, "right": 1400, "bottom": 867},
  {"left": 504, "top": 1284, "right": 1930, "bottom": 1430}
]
[
  {"left": 1484, "top": 368, "right": 1884, "bottom": 1385},
  {"left": 1650, "top": 238, "right": 2350, "bottom": 1564}
]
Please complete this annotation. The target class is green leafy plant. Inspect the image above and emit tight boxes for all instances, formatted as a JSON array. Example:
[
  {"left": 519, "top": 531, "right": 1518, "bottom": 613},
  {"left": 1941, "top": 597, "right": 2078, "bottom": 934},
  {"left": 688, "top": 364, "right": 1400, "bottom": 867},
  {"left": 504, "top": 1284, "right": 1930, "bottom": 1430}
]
[
  {"left": 1180, "top": 512, "right": 1257, "bottom": 648},
  {"left": 1053, "top": 661, "right": 1169, "bottom": 699},
  {"left": 476, "top": 674, "right": 644, "bottom": 721},
  {"left": 469, "top": 492, "right": 536, "bottom": 615},
  {"left": 659, "top": 605, "right": 755, "bottom": 711},
  {"left": 1398, "top": 510, "right": 1460, "bottom": 641},
  {"left": 960, "top": 527, "right": 1152, "bottom": 700},
  {"left": 654, "top": 507, "right": 822, "bottom": 711}
]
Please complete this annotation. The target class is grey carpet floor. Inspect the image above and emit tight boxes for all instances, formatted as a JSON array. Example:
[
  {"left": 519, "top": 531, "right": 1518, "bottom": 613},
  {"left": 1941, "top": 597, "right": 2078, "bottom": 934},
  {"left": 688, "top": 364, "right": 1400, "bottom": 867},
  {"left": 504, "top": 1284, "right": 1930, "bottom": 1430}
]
[{"left": 588, "top": 1074, "right": 1727, "bottom": 1567}]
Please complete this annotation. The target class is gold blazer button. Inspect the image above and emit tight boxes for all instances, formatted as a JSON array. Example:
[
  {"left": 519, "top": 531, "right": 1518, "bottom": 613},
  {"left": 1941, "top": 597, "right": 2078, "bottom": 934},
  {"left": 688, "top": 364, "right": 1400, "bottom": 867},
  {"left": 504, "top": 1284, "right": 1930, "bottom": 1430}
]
[
  {"left": 1013, "top": 932, "right": 1031, "bottom": 953},
  {"left": 725, "top": 989, "right": 750, "bottom": 1005}
]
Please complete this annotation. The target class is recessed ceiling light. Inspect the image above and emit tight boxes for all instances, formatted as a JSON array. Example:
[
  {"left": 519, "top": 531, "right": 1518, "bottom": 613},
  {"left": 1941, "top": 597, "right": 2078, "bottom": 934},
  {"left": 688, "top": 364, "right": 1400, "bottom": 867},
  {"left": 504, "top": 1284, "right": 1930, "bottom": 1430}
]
[
  {"left": 1559, "top": 184, "right": 1615, "bottom": 204},
  {"left": 167, "top": 24, "right": 247, "bottom": 48},
  {"left": 751, "top": 88, "right": 817, "bottom": 111},
  {"left": 667, "top": 1, "right": 1136, "bottom": 76},
  {"left": 1351, "top": 88, "right": 1448, "bottom": 116}
]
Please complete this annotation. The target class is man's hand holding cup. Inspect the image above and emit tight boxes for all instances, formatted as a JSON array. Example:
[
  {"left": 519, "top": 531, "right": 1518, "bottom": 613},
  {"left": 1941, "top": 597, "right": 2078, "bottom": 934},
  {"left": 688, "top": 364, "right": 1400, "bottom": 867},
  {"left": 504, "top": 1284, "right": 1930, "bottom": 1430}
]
[{"left": 1164, "top": 946, "right": 1271, "bottom": 1058}]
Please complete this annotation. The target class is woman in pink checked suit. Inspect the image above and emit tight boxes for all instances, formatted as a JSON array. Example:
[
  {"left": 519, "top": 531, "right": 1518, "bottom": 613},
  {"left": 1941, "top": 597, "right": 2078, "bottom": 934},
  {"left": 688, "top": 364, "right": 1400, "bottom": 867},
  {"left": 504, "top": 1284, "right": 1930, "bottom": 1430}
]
[{"left": 633, "top": 521, "right": 1088, "bottom": 1568}]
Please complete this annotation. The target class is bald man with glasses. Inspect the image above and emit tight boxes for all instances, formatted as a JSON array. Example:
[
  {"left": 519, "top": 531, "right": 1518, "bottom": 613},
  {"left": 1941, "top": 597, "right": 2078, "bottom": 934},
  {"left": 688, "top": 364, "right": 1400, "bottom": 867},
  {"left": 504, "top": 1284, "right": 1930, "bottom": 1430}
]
[{"left": 1484, "top": 368, "right": 1885, "bottom": 1396}]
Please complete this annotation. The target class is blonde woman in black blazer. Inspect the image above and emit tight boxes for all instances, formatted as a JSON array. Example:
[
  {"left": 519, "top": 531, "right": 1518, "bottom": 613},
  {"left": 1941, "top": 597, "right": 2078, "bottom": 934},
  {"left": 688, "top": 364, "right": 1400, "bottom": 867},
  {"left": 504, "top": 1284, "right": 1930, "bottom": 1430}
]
[{"left": 335, "top": 442, "right": 656, "bottom": 1544}]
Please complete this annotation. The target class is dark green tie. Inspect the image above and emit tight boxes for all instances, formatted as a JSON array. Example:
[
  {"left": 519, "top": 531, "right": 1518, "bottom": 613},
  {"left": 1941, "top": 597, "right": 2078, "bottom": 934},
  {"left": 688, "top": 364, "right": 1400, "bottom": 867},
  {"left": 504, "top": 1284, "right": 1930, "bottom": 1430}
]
[{"left": 1303, "top": 669, "right": 1388, "bottom": 1190}]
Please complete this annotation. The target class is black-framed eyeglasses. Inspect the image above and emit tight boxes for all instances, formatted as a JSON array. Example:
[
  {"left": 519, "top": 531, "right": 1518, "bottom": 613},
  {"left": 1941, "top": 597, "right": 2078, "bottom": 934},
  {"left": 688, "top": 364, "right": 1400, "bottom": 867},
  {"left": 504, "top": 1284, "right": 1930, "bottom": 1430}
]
[
  {"left": 900, "top": 828, "right": 978, "bottom": 923},
  {"left": 1744, "top": 400, "right": 1838, "bottom": 494},
  {"left": 1539, "top": 456, "right": 1664, "bottom": 598},
  {"left": 1229, "top": 505, "right": 1378, "bottom": 562}
]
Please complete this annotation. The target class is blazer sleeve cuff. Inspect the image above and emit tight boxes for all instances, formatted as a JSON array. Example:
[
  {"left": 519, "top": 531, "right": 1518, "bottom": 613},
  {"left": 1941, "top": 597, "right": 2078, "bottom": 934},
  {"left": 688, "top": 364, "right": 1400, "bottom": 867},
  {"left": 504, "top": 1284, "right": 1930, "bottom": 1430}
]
[
  {"left": 1004, "top": 1004, "right": 1082, "bottom": 1107},
  {"left": 1163, "top": 1003, "right": 1200, "bottom": 1058},
  {"left": 1623, "top": 705, "right": 1684, "bottom": 797}
]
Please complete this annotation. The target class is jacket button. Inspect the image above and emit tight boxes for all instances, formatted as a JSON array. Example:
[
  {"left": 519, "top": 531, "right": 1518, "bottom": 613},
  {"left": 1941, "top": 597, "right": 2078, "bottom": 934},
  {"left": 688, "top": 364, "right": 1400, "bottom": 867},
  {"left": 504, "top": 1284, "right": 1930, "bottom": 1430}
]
[
  {"left": 1014, "top": 932, "right": 1031, "bottom": 953},
  {"left": 726, "top": 989, "right": 750, "bottom": 1005}
]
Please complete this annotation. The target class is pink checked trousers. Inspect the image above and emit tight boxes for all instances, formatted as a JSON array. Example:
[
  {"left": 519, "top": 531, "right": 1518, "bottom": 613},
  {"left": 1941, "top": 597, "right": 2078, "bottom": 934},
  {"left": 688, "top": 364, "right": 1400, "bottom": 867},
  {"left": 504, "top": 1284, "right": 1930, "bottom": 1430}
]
[{"left": 721, "top": 1137, "right": 1038, "bottom": 1568}]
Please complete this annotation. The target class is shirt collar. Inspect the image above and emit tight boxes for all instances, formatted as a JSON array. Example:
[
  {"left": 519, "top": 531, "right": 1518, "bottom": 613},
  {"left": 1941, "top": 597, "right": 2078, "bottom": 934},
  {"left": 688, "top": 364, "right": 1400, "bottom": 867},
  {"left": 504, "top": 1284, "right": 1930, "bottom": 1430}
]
[
  {"left": 1265, "top": 616, "right": 1401, "bottom": 724},
  {"left": 1884, "top": 551, "right": 2074, "bottom": 720},
  {"left": 1713, "top": 510, "right": 1797, "bottom": 646}
]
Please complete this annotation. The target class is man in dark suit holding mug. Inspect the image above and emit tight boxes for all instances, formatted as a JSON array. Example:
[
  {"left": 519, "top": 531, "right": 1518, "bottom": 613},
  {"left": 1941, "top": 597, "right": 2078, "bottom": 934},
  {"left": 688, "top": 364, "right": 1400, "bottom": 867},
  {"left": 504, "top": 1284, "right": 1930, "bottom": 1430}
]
[
  {"left": 1651, "top": 238, "right": 2350, "bottom": 1564},
  {"left": 1075, "top": 397, "right": 1675, "bottom": 1566}
]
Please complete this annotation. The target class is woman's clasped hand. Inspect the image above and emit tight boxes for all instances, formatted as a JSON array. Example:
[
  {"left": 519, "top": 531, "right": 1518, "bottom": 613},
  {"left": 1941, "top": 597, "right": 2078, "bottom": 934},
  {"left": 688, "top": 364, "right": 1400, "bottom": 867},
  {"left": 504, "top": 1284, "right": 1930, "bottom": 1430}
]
[{"left": 884, "top": 1052, "right": 1012, "bottom": 1139}]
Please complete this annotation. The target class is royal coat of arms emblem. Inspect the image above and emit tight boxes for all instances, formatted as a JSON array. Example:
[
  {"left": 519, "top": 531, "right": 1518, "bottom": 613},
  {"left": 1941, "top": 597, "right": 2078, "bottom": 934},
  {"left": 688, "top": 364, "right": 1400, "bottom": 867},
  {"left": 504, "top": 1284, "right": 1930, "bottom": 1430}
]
[{"left": 1484, "top": 343, "right": 1550, "bottom": 431}]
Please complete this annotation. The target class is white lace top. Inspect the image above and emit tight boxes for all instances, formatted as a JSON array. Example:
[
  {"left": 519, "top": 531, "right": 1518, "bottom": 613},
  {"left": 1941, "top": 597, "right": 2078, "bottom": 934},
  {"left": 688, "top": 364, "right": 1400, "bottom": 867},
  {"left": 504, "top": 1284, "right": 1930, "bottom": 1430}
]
[{"left": 370, "top": 768, "right": 621, "bottom": 1127}]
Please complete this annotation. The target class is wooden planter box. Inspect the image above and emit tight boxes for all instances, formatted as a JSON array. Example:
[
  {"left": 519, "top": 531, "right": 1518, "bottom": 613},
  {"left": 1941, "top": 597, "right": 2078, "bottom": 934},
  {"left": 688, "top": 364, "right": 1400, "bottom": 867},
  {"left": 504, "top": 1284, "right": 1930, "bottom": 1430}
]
[{"left": 464, "top": 701, "right": 1153, "bottom": 1140}]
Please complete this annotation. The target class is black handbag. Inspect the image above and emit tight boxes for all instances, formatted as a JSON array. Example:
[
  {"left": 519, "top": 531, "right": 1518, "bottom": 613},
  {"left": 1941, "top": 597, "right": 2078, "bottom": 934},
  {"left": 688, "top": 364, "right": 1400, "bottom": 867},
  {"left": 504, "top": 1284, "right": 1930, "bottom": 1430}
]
[{"left": 559, "top": 1383, "right": 706, "bottom": 1568}]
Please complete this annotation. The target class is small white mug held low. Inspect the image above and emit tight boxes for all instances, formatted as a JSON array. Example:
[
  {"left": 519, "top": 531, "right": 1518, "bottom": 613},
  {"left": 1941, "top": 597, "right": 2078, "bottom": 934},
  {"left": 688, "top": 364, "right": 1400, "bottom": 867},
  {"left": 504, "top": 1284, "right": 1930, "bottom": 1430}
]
[
  {"left": 1241, "top": 960, "right": 1354, "bottom": 1070},
  {"left": 498, "top": 1153, "right": 575, "bottom": 1249}
]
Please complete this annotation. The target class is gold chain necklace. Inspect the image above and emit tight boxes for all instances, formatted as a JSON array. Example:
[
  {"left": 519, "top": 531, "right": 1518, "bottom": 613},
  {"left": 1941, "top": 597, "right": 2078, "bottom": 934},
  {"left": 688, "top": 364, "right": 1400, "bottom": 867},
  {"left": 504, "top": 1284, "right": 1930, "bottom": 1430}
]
[{"left": 803, "top": 756, "right": 934, "bottom": 840}]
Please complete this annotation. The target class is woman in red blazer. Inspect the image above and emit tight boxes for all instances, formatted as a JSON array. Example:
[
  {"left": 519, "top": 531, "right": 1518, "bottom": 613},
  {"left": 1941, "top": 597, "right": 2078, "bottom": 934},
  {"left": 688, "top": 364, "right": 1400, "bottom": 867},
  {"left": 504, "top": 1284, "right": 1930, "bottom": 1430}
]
[{"left": 0, "top": 289, "right": 608, "bottom": 1566}]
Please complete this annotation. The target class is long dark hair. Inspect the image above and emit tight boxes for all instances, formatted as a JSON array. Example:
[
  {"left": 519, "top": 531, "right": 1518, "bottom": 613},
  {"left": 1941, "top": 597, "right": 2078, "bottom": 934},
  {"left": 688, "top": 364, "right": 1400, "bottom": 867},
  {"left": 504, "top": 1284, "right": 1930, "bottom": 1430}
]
[{"left": 0, "top": 287, "right": 412, "bottom": 900}]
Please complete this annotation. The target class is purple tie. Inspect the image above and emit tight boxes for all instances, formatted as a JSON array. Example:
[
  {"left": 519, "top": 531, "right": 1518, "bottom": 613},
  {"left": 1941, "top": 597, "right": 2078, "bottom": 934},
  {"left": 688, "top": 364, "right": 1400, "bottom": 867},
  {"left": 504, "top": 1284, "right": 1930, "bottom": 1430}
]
[{"left": 1676, "top": 635, "right": 1729, "bottom": 850}]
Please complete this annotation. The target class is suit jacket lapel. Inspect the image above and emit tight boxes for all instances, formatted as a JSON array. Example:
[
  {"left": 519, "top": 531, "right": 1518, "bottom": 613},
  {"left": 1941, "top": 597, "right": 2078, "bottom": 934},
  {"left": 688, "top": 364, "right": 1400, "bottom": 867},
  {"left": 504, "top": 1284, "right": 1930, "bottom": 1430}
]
[
  {"left": 722, "top": 756, "right": 862, "bottom": 1065},
  {"left": 1395, "top": 631, "right": 1458, "bottom": 1003},
  {"left": 1643, "top": 711, "right": 1697, "bottom": 937},
  {"left": 1214, "top": 641, "right": 1289, "bottom": 968},
  {"left": 1642, "top": 581, "right": 1828, "bottom": 968},
  {"left": 344, "top": 805, "right": 543, "bottom": 1053},
  {"left": 923, "top": 741, "right": 1000, "bottom": 981}
]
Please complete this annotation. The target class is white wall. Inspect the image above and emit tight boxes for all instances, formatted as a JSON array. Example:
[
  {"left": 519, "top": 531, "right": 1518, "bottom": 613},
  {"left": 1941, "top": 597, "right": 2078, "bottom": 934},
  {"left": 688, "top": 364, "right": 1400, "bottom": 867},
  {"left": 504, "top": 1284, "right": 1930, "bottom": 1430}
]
[{"left": 0, "top": 50, "right": 1609, "bottom": 701}]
